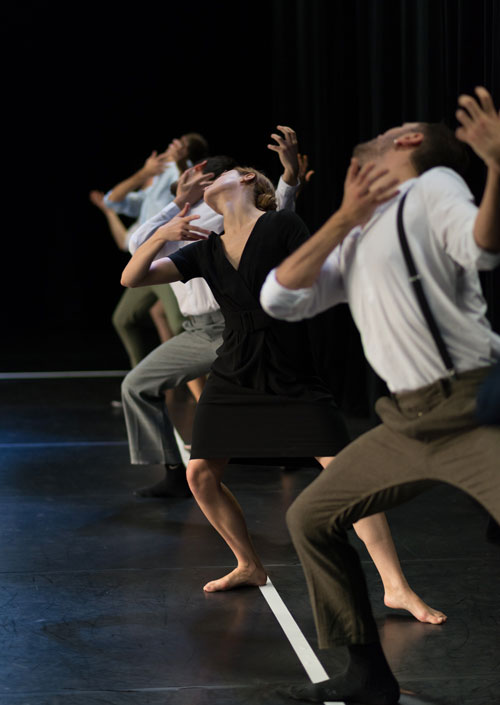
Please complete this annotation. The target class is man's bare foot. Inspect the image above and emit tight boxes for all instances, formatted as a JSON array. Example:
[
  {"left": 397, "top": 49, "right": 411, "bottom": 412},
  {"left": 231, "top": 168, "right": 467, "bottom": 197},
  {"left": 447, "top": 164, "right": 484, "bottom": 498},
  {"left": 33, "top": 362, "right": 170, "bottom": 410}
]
[
  {"left": 384, "top": 587, "right": 447, "bottom": 624},
  {"left": 203, "top": 564, "right": 267, "bottom": 592}
]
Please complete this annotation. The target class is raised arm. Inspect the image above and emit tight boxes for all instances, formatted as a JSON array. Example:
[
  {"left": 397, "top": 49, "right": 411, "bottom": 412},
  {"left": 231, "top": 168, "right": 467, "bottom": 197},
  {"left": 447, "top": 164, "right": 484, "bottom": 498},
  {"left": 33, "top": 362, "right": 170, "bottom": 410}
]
[
  {"left": 128, "top": 163, "right": 214, "bottom": 254},
  {"left": 121, "top": 204, "right": 210, "bottom": 288},
  {"left": 456, "top": 86, "right": 500, "bottom": 253},
  {"left": 268, "top": 125, "right": 301, "bottom": 211},
  {"left": 107, "top": 150, "right": 169, "bottom": 203}
]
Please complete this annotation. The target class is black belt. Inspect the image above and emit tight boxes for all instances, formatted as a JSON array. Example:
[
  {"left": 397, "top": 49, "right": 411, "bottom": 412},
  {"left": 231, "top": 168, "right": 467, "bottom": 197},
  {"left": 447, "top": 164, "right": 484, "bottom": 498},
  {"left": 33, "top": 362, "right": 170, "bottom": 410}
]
[{"left": 224, "top": 309, "right": 272, "bottom": 333}]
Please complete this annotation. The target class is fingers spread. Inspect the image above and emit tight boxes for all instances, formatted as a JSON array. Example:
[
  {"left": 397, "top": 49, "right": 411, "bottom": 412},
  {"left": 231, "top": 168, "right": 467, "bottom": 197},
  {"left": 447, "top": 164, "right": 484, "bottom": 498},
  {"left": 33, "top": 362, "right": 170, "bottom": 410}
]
[
  {"left": 270, "top": 133, "right": 285, "bottom": 145},
  {"left": 475, "top": 86, "right": 496, "bottom": 115},
  {"left": 458, "top": 94, "right": 481, "bottom": 119},
  {"left": 455, "top": 108, "right": 472, "bottom": 127},
  {"left": 345, "top": 157, "right": 360, "bottom": 182}
]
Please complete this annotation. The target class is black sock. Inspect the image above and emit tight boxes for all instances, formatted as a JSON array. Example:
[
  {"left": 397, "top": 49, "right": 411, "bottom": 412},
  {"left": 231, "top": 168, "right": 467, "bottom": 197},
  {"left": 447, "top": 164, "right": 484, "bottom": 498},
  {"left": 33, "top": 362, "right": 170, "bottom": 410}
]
[
  {"left": 280, "top": 642, "right": 399, "bottom": 704},
  {"left": 134, "top": 463, "right": 191, "bottom": 498}
]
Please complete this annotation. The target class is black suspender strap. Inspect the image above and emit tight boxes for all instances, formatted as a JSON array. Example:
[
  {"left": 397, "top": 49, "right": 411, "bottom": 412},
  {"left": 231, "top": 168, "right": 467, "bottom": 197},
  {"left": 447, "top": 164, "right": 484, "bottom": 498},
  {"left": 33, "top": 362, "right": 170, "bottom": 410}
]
[{"left": 397, "top": 191, "right": 458, "bottom": 379}]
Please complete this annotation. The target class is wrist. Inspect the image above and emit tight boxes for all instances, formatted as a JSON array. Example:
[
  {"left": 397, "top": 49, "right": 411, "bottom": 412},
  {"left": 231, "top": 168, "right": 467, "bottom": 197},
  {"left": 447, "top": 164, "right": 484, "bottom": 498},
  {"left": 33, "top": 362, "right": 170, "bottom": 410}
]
[
  {"left": 332, "top": 207, "right": 359, "bottom": 233},
  {"left": 283, "top": 170, "right": 298, "bottom": 187},
  {"left": 174, "top": 194, "right": 189, "bottom": 209},
  {"left": 487, "top": 159, "right": 500, "bottom": 176},
  {"left": 137, "top": 167, "right": 153, "bottom": 182}
]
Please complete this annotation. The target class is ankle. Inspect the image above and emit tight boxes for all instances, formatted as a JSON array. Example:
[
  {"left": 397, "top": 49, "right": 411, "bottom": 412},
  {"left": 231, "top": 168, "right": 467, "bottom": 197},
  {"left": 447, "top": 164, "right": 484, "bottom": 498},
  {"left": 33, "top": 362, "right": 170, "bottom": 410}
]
[{"left": 347, "top": 642, "right": 392, "bottom": 678}]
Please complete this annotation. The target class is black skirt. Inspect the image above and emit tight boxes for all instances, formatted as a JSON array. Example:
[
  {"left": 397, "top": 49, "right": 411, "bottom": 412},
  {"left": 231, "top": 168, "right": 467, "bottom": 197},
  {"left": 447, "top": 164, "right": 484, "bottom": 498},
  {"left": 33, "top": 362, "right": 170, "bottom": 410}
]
[{"left": 190, "top": 375, "right": 350, "bottom": 459}]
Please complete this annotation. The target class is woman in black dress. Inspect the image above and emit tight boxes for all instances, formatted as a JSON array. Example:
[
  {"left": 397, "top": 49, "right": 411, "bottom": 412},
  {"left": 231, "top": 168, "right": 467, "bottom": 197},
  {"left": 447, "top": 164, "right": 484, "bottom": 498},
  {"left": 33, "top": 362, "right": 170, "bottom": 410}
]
[{"left": 121, "top": 162, "right": 445, "bottom": 624}]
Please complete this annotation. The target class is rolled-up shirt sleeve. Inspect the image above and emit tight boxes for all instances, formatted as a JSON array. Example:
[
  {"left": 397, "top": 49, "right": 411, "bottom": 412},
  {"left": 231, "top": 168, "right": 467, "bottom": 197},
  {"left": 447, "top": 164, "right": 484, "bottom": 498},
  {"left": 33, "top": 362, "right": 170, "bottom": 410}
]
[
  {"left": 103, "top": 190, "right": 145, "bottom": 219},
  {"left": 275, "top": 176, "right": 300, "bottom": 212},
  {"left": 260, "top": 248, "right": 347, "bottom": 321},
  {"left": 128, "top": 202, "right": 181, "bottom": 257},
  {"left": 422, "top": 167, "right": 500, "bottom": 271}
]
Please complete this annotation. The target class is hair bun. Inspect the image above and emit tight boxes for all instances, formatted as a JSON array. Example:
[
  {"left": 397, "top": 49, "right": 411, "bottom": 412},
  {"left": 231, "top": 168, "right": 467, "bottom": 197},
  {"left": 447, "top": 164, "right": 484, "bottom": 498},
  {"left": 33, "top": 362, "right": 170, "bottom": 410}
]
[{"left": 256, "top": 192, "right": 277, "bottom": 211}]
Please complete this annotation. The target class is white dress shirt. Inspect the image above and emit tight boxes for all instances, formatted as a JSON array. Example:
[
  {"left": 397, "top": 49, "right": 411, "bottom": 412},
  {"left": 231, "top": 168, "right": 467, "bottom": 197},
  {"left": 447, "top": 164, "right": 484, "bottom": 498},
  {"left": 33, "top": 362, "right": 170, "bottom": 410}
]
[
  {"left": 129, "top": 176, "right": 300, "bottom": 318},
  {"left": 104, "top": 162, "right": 180, "bottom": 224},
  {"left": 260, "top": 167, "right": 500, "bottom": 393}
]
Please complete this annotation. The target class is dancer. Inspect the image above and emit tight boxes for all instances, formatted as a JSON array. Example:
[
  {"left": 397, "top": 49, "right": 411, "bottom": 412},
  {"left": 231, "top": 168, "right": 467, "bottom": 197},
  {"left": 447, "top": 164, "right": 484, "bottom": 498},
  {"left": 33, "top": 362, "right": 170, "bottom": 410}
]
[
  {"left": 89, "top": 188, "right": 176, "bottom": 345},
  {"left": 121, "top": 131, "right": 445, "bottom": 626},
  {"left": 106, "top": 134, "right": 209, "bottom": 367},
  {"left": 260, "top": 87, "right": 500, "bottom": 704},
  {"left": 121, "top": 129, "right": 303, "bottom": 496}
]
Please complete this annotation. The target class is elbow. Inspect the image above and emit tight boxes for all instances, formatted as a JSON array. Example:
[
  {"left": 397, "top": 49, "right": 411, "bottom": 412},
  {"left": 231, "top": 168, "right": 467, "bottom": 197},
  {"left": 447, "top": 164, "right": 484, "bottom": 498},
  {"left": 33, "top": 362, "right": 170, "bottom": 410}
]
[{"left": 120, "top": 273, "right": 135, "bottom": 288}]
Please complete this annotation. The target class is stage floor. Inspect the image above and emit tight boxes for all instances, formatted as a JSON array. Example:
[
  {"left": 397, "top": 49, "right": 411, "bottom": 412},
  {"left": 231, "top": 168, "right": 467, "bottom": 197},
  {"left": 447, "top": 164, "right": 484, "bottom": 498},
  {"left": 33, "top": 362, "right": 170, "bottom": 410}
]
[{"left": 0, "top": 376, "right": 498, "bottom": 704}]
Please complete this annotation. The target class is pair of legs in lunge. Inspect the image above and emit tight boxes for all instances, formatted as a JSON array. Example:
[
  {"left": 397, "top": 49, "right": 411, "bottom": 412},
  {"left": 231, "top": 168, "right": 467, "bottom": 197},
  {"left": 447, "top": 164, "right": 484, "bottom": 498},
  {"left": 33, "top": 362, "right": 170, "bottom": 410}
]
[
  {"left": 186, "top": 454, "right": 445, "bottom": 623},
  {"left": 282, "top": 367, "right": 500, "bottom": 703},
  {"left": 121, "top": 311, "right": 224, "bottom": 495}
]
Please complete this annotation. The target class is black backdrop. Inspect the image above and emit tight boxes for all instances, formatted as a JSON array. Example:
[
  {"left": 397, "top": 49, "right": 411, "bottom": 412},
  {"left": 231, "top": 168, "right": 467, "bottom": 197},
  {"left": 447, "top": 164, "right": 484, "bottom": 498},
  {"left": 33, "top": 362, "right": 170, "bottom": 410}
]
[{"left": 2, "top": 0, "right": 499, "bottom": 408}]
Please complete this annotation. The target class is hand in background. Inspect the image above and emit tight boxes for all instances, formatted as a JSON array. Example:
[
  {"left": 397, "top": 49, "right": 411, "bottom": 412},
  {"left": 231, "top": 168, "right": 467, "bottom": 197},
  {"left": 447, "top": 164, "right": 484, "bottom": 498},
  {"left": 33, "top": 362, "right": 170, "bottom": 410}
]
[
  {"left": 268, "top": 125, "right": 300, "bottom": 186},
  {"left": 141, "top": 150, "right": 170, "bottom": 178},
  {"left": 89, "top": 190, "right": 108, "bottom": 212},
  {"left": 174, "top": 162, "right": 215, "bottom": 208},
  {"left": 456, "top": 86, "right": 500, "bottom": 172}
]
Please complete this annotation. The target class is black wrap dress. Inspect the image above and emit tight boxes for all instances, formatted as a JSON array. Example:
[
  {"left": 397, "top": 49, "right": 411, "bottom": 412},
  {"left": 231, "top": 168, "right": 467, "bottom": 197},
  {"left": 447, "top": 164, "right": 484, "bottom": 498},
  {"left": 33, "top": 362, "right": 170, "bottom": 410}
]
[{"left": 168, "top": 209, "right": 349, "bottom": 459}]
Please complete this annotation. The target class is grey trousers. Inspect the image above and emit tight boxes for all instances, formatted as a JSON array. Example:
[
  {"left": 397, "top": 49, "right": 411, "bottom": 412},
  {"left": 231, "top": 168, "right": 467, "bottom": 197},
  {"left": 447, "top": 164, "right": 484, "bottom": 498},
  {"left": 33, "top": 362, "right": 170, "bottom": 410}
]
[
  {"left": 121, "top": 310, "right": 224, "bottom": 465},
  {"left": 286, "top": 366, "right": 500, "bottom": 649}
]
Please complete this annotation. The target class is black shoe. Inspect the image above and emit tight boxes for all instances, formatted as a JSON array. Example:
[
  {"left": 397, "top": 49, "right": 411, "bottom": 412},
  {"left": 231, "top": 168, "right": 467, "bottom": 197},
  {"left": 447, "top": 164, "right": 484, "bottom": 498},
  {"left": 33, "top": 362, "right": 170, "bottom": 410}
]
[
  {"left": 277, "top": 677, "right": 399, "bottom": 704},
  {"left": 134, "top": 463, "right": 191, "bottom": 498}
]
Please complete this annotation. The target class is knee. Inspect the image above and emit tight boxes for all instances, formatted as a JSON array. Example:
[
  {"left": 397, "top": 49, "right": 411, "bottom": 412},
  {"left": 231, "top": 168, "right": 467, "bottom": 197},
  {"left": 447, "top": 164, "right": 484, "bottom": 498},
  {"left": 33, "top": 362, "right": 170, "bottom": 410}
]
[
  {"left": 186, "top": 460, "right": 215, "bottom": 496},
  {"left": 121, "top": 368, "right": 138, "bottom": 401},
  {"left": 286, "top": 492, "right": 320, "bottom": 543},
  {"left": 112, "top": 306, "right": 129, "bottom": 332}
]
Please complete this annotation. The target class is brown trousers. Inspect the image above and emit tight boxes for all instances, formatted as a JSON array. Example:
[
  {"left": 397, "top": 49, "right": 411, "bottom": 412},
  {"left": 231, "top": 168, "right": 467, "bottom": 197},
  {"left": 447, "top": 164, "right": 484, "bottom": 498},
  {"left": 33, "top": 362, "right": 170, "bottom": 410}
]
[{"left": 286, "top": 366, "right": 500, "bottom": 648}]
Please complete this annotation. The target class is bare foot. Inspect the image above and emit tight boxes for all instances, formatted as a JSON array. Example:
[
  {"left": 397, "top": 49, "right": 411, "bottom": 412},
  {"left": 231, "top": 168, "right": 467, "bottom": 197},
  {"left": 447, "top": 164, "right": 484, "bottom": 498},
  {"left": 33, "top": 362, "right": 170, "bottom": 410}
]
[
  {"left": 203, "top": 564, "right": 267, "bottom": 592},
  {"left": 384, "top": 587, "right": 447, "bottom": 624}
]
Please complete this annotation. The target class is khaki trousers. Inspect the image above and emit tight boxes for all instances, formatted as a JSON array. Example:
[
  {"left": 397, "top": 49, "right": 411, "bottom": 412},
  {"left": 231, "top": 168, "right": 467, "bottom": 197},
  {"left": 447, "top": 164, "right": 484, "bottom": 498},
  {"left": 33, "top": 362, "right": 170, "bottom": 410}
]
[
  {"left": 286, "top": 366, "right": 500, "bottom": 648},
  {"left": 112, "top": 285, "right": 185, "bottom": 368}
]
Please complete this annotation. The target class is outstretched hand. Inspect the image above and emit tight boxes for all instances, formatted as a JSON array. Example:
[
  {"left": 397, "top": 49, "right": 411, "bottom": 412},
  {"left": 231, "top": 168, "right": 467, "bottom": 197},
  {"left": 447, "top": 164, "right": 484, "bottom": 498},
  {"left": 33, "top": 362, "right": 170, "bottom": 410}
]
[
  {"left": 456, "top": 86, "right": 500, "bottom": 172},
  {"left": 142, "top": 150, "right": 169, "bottom": 178},
  {"left": 268, "top": 125, "right": 300, "bottom": 185},
  {"left": 89, "top": 190, "right": 107, "bottom": 212},
  {"left": 339, "top": 158, "right": 399, "bottom": 227},
  {"left": 175, "top": 162, "right": 215, "bottom": 208},
  {"left": 153, "top": 203, "right": 211, "bottom": 243}
]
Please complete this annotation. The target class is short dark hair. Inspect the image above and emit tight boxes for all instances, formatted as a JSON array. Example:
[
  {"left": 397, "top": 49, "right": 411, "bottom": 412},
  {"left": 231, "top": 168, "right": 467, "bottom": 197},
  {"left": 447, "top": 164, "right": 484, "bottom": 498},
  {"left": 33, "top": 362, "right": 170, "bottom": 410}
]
[
  {"left": 410, "top": 122, "right": 470, "bottom": 178},
  {"left": 199, "top": 155, "right": 237, "bottom": 179},
  {"left": 183, "top": 132, "right": 209, "bottom": 163}
]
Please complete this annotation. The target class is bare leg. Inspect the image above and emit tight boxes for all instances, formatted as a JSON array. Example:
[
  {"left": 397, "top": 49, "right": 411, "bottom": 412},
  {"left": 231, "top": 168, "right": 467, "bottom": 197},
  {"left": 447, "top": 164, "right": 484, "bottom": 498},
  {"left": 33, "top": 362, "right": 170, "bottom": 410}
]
[
  {"left": 186, "top": 458, "right": 267, "bottom": 592},
  {"left": 316, "top": 457, "right": 446, "bottom": 625},
  {"left": 187, "top": 375, "right": 206, "bottom": 402}
]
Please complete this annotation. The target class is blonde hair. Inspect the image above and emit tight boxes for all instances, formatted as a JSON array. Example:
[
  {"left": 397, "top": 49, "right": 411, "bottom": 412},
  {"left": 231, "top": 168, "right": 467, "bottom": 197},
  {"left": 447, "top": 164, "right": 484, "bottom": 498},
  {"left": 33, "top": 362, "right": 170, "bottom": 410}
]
[{"left": 235, "top": 167, "right": 277, "bottom": 211}]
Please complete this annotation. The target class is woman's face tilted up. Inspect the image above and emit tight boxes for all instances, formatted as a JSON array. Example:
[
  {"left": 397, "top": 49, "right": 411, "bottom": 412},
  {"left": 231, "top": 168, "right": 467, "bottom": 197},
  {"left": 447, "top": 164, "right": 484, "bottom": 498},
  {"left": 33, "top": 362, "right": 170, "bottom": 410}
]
[{"left": 204, "top": 169, "right": 255, "bottom": 213}]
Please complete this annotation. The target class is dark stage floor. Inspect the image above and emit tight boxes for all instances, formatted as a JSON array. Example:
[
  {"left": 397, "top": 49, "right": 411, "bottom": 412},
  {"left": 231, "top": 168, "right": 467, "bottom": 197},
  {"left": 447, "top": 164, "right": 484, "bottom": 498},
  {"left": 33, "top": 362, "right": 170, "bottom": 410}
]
[{"left": 0, "top": 376, "right": 499, "bottom": 704}]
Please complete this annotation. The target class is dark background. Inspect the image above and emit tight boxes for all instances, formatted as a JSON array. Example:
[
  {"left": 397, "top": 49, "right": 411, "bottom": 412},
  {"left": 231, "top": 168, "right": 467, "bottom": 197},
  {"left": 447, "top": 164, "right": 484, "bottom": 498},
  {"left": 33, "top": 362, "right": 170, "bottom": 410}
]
[{"left": 2, "top": 0, "right": 499, "bottom": 408}]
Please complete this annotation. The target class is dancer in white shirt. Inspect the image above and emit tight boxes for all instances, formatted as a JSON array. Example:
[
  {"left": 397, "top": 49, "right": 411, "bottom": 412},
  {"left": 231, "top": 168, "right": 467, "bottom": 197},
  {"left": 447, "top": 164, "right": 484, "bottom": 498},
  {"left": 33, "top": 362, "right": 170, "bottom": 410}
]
[{"left": 260, "top": 87, "right": 500, "bottom": 705}]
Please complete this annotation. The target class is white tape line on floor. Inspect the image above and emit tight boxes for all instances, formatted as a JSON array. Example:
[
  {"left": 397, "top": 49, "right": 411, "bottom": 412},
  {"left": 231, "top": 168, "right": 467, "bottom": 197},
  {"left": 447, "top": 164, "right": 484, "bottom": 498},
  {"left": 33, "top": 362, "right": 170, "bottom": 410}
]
[{"left": 259, "top": 578, "right": 345, "bottom": 705}]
